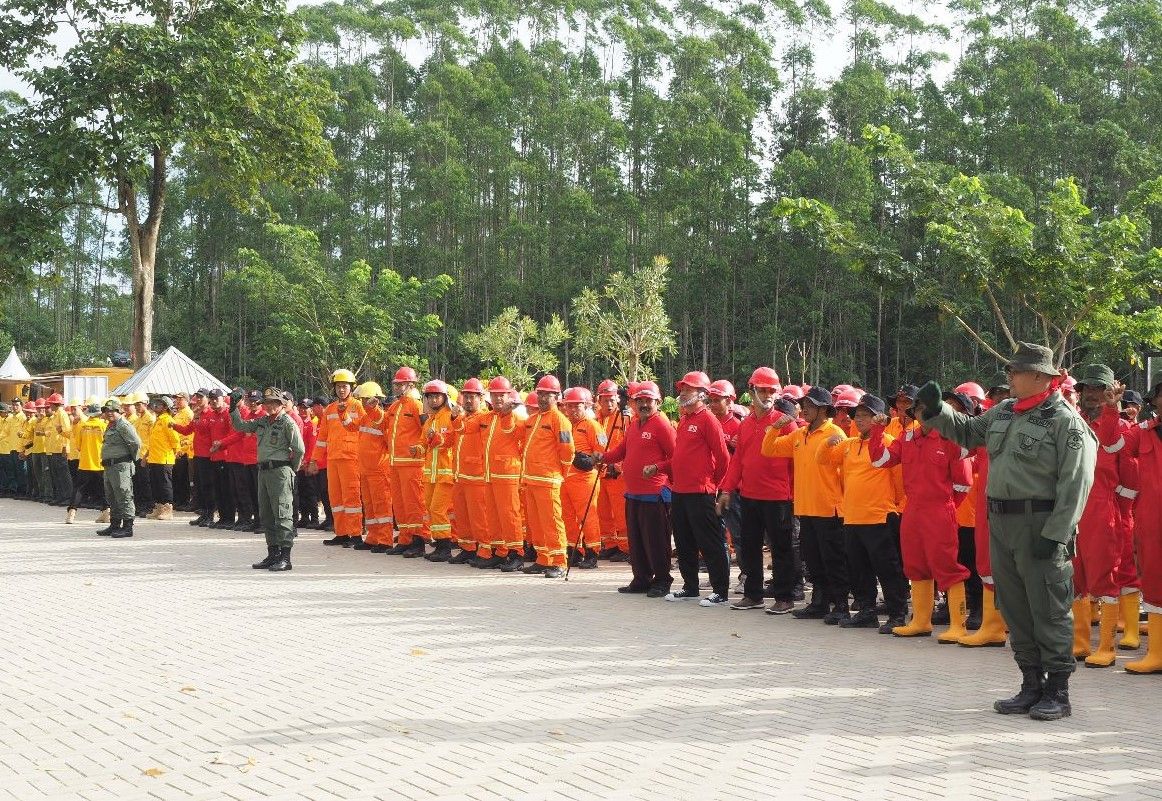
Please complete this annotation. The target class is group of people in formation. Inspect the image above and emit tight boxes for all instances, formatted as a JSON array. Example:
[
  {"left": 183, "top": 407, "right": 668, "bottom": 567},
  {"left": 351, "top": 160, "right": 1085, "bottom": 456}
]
[{"left": 2, "top": 352, "right": 1160, "bottom": 691}]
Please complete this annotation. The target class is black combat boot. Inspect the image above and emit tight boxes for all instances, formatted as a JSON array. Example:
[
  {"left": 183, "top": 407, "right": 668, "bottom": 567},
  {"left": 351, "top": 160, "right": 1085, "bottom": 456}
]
[
  {"left": 322, "top": 535, "right": 346, "bottom": 546},
  {"left": 993, "top": 666, "right": 1045, "bottom": 715},
  {"left": 188, "top": 513, "right": 206, "bottom": 527},
  {"left": 383, "top": 541, "right": 409, "bottom": 555},
  {"left": 252, "top": 545, "right": 279, "bottom": 570},
  {"left": 97, "top": 517, "right": 122, "bottom": 536},
  {"left": 448, "top": 548, "right": 475, "bottom": 564},
  {"left": 268, "top": 546, "right": 293, "bottom": 572},
  {"left": 401, "top": 539, "right": 427, "bottom": 558},
  {"left": 1028, "top": 671, "right": 1071, "bottom": 720},
  {"left": 351, "top": 537, "right": 373, "bottom": 550},
  {"left": 577, "top": 549, "right": 599, "bottom": 569},
  {"left": 425, "top": 540, "right": 453, "bottom": 562},
  {"left": 111, "top": 518, "right": 134, "bottom": 538}
]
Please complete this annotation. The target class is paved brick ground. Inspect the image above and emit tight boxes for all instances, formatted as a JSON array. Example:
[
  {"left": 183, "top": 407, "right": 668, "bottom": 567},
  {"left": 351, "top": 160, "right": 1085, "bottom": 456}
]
[{"left": 2, "top": 498, "right": 1162, "bottom": 801}]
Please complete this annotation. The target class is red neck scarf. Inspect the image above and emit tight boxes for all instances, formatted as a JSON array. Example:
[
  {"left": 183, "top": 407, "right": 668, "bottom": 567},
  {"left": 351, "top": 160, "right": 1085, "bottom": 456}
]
[{"left": 1012, "top": 375, "right": 1065, "bottom": 414}]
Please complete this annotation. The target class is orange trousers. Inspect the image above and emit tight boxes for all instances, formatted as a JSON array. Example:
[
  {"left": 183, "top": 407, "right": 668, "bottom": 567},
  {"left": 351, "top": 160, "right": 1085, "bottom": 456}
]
[
  {"left": 359, "top": 469, "right": 393, "bottom": 545},
  {"left": 525, "top": 482, "right": 567, "bottom": 567},
  {"left": 424, "top": 482, "right": 454, "bottom": 541},
  {"left": 391, "top": 465, "right": 426, "bottom": 545},
  {"left": 598, "top": 473, "right": 628, "bottom": 552},
  {"left": 327, "top": 459, "right": 363, "bottom": 537},
  {"left": 563, "top": 476, "right": 602, "bottom": 551},
  {"left": 452, "top": 480, "right": 488, "bottom": 554},
  {"left": 485, "top": 480, "right": 523, "bottom": 557}
]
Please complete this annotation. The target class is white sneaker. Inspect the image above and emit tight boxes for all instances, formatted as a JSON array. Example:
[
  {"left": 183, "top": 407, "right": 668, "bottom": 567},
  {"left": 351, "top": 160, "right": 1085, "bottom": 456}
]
[
  {"left": 733, "top": 574, "right": 746, "bottom": 594},
  {"left": 665, "top": 589, "right": 700, "bottom": 602},
  {"left": 700, "top": 593, "right": 728, "bottom": 607},
  {"left": 65, "top": 508, "right": 76, "bottom": 525}
]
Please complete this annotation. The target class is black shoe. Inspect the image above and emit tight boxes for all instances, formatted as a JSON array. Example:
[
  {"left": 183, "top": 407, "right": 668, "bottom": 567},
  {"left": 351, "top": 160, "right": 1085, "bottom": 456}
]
[
  {"left": 474, "top": 555, "right": 504, "bottom": 569},
  {"left": 598, "top": 547, "right": 616, "bottom": 560},
  {"left": 543, "top": 566, "right": 564, "bottom": 578},
  {"left": 368, "top": 545, "right": 389, "bottom": 554},
  {"left": 524, "top": 545, "right": 537, "bottom": 562},
  {"left": 401, "top": 540, "right": 426, "bottom": 558},
  {"left": 1028, "top": 672, "right": 1071, "bottom": 720},
  {"left": 965, "top": 609, "right": 983, "bottom": 631},
  {"left": 577, "top": 553, "right": 599, "bottom": 569},
  {"left": 319, "top": 520, "right": 334, "bottom": 531},
  {"left": 932, "top": 600, "right": 950, "bottom": 625},
  {"left": 448, "top": 549, "right": 475, "bottom": 564},
  {"left": 567, "top": 548, "right": 581, "bottom": 567},
  {"left": 352, "top": 538, "right": 373, "bottom": 550},
  {"left": 268, "top": 546, "right": 293, "bottom": 572},
  {"left": 425, "top": 541, "right": 454, "bottom": 562},
  {"left": 792, "top": 603, "right": 829, "bottom": 620},
  {"left": 839, "top": 610, "right": 880, "bottom": 629},
  {"left": 384, "top": 543, "right": 409, "bottom": 555},
  {"left": 231, "top": 520, "right": 251, "bottom": 531},
  {"left": 824, "top": 609, "right": 851, "bottom": 626},
  {"left": 618, "top": 584, "right": 649, "bottom": 594},
  {"left": 252, "top": 547, "right": 279, "bottom": 569},
  {"left": 499, "top": 555, "right": 524, "bottom": 573},
  {"left": 792, "top": 585, "right": 806, "bottom": 602},
  {"left": 646, "top": 585, "right": 669, "bottom": 598},
  {"left": 97, "top": 518, "right": 122, "bottom": 536},
  {"left": 879, "top": 615, "right": 906, "bottom": 634},
  {"left": 188, "top": 515, "right": 206, "bottom": 527},
  {"left": 111, "top": 520, "right": 134, "bottom": 539},
  {"left": 521, "top": 562, "right": 546, "bottom": 575},
  {"left": 196, "top": 518, "right": 211, "bottom": 527},
  {"left": 341, "top": 536, "right": 358, "bottom": 548},
  {"left": 994, "top": 666, "right": 1045, "bottom": 715},
  {"left": 609, "top": 550, "right": 630, "bottom": 563},
  {"left": 322, "top": 536, "right": 346, "bottom": 546}
]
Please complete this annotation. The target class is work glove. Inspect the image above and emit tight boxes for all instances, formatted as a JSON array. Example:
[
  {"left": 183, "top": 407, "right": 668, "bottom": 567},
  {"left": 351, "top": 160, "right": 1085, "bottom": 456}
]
[
  {"left": 571, "top": 452, "right": 596, "bottom": 472},
  {"left": 228, "top": 388, "right": 244, "bottom": 409},
  {"left": 915, "top": 381, "right": 943, "bottom": 420},
  {"left": 1032, "top": 535, "right": 1063, "bottom": 560}
]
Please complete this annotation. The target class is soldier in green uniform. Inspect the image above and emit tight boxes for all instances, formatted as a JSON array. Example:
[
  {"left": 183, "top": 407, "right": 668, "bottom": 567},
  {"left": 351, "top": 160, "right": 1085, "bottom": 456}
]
[
  {"left": 96, "top": 399, "right": 143, "bottom": 539},
  {"left": 916, "top": 343, "right": 1097, "bottom": 721},
  {"left": 229, "top": 387, "right": 305, "bottom": 572}
]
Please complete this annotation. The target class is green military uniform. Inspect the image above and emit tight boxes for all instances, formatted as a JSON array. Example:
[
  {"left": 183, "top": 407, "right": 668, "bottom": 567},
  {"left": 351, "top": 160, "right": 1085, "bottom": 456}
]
[
  {"left": 230, "top": 388, "right": 305, "bottom": 571},
  {"left": 99, "top": 402, "right": 143, "bottom": 538},
  {"left": 920, "top": 342, "right": 1097, "bottom": 721}
]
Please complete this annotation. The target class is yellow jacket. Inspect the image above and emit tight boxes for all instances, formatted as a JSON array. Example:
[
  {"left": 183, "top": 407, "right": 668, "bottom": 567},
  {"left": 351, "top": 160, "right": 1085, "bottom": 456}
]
[
  {"left": 42, "top": 407, "right": 72, "bottom": 455},
  {"left": 146, "top": 412, "right": 180, "bottom": 466},
  {"left": 31, "top": 416, "right": 50, "bottom": 455},
  {"left": 173, "top": 406, "right": 194, "bottom": 457},
  {"left": 133, "top": 410, "right": 155, "bottom": 459},
  {"left": 0, "top": 414, "right": 19, "bottom": 452},
  {"left": 77, "top": 417, "right": 108, "bottom": 472},
  {"left": 68, "top": 414, "right": 84, "bottom": 459}
]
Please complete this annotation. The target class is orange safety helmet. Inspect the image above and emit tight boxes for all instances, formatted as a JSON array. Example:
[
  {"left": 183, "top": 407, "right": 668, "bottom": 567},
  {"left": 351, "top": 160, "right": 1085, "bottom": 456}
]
[
  {"left": 422, "top": 379, "right": 448, "bottom": 395},
  {"left": 748, "top": 367, "right": 781, "bottom": 389},
  {"left": 676, "top": 371, "right": 711, "bottom": 391},
  {"left": 781, "top": 385, "right": 805, "bottom": 401},
  {"left": 562, "top": 387, "right": 593, "bottom": 405},
  {"left": 524, "top": 391, "right": 539, "bottom": 407},
  {"left": 46, "top": 392, "right": 64, "bottom": 405},
  {"left": 596, "top": 379, "right": 619, "bottom": 397},
  {"left": 461, "top": 377, "right": 485, "bottom": 395},
  {"left": 708, "top": 380, "right": 736, "bottom": 399},
  {"left": 393, "top": 366, "right": 418, "bottom": 383},
  {"left": 535, "top": 374, "right": 562, "bottom": 393}
]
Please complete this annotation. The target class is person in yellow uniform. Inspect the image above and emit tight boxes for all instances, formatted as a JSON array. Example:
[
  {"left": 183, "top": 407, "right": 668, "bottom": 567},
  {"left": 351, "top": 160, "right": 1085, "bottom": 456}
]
[
  {"left": 172, "top": 392, "right": 195, "bottom": 511},
  {"left": 146, "top": 396, "right": 181, "bottom": 519},
  {"left": 0, "top": 403, "right": 17, "bottom": 495},
  {"left": 42, "top": 393, "right": 74, "bottom": 507},
  {"left": 68, "top": 403, "right": 108, "bottom": 525},
  {"left": 15, "top": 401, "right": 34, "bottom": 497},
  {"left": 131, "top": 392, "right": 156, "bottom": 518},
  {"left": 31, "top": 399, "right": 52, "bottom": 502}
]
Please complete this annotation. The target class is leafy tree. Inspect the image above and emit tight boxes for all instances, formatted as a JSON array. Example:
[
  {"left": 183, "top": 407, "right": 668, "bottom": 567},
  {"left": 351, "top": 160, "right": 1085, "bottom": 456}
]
[{"left": 462, "top": 306, "right": 569, "bottom": 388}]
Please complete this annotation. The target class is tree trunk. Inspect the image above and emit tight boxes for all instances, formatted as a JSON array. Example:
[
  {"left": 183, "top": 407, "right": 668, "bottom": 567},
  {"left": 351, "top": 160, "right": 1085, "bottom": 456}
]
[{"left": 121, "top": 147, "right": 168, "bottom": 368}]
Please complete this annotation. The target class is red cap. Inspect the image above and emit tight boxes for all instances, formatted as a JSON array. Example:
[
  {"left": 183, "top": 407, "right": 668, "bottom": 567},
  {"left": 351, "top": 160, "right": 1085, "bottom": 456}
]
[
  {"left": 46, "top": 392, "right": 64, "bottom": 405},
  {"left": 748, "top": 367, "right": 781, "bottom": 389},
  {"left": 596, "top": 379, "right": 618, "bottom": 397},
  {"left": 487, "top": 376, "right": 512, "bottom": 393},
  {"left": 676, "top": 371, "right": 711, "bottom": 391},
  {"left": 461, "top": 377, "right": 485, "bottom": 395},
  {"left": 781, "top": 385, "right": 804, "bottom": 401},
  {"left": 833, "top": 388, "right": 863, "bottom": 409},
  {"left": 708, "top": 380, "right": 736, "bottom": 399},
  {"left": 393, "top": 366, "right": 418, "bottom": 383},
  {"left": 954, "top": 381, "right": 986, "bottom": 402},
  {"left": 631, "top": 381, "right": 662, "bottom": 401},
  {"left": 562, "top": 387, "right": 593, "bottom": 404},
  {"left": 535, "top": 375, "right": 562, "bottom": 393}
]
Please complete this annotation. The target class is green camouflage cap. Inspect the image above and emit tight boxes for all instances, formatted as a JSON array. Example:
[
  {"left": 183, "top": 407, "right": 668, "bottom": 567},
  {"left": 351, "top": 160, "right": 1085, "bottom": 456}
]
[
  {"left": 1074, "top": 363, "right": 1115, "bottom": 390},
  {"left": 101, "top": 399, "right": 122, "bottom": 413},
  {"left": 84, "top": 403, "right": 101, "bottom": 415},
  {"left": 1007, "top": 342, "right": 1060, "bottom": 376}
]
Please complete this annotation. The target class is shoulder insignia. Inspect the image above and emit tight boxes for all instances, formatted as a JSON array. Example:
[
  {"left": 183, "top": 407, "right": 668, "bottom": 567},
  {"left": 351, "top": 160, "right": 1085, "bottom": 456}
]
[
  {"left": 1019, "top": 433, "right": 1039, "bottom": 450},
  {"left": 1066, "top": 430, "right": 1084, "bottom": 450}
]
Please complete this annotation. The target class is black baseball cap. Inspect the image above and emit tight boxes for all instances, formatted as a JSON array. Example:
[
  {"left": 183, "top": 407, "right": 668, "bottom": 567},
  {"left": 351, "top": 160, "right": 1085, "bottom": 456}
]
[
  {"left": 207, "top": 388, "right": 225, "bottom": 399},
  {"left": 802, "top": 386, "right": 834, "bottom": 408},
  {"left": 855, "top": 394, "right": 886, "bottom": 416},
  {"left": 895, "top": 384, "right": 919, "bottom": 401}
]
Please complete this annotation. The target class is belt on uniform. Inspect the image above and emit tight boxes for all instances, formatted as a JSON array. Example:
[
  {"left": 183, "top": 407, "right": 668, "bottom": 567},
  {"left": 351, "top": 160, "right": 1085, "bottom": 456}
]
[
  {"left": 258, "top": 460, "right": 291, "bottom": 471},
  {"left": 101, "top": 456, "right": 134, "bottom": 467},
  {"left": 987, "top": 498, "right": 1055, "bottom": 514}
]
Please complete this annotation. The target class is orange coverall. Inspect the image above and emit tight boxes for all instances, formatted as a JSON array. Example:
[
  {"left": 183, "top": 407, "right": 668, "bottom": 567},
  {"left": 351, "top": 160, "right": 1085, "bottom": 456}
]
[
  {"left": 481, "top": 410, "right": 525, "bottom": 558},
  {"left": 521, "top": 408, "right": 575, "bottom": 568},
  {"left": 385, "top": 394, "right": 426, "bottom": 545},
  {"left": 420, "top": 406, "right": 455, "bottom": 542},
  {"left": 313, "top": 397, "right": 365, "bottom": 538},
  {"left": 597, "top": 410, "right": 629, "bottom": 553},
  {"left": 562, "top": 415, "right": 605, "bottom": 553},
  {"left": 343, "top": 405, "right": 392, "bottom": 545},
  {"left": 451, "top": 410, "right": 488, "bottom": 555}
]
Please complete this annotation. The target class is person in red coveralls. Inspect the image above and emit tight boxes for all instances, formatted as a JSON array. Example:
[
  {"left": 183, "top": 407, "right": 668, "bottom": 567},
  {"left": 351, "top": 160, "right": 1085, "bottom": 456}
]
[
  {"left": 295, "top": 398, "right": 319, "bottom": 528},
  {"left": 656, "top": 371, "right": 731, "bottom": 606},
  {"left": 217, "top": 390, "right": 261, "bottom": 532},
  {"left": 172, "top": 388, "right": 218, "bottom": 528},
  {"left": 203, "top": 389, "right": 236, "bottom": 528},
  {"left": 597, "top": 382, "right": 676, "bottom": 597},
  {"left": 717, "top": 367, "right": 800, "bottom": 613}
]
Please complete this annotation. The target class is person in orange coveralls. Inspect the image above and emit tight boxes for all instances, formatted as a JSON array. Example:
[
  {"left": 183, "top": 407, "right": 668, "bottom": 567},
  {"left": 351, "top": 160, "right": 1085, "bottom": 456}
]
[
  {"left": 382, "top": 367, "right": 427, "bottom": 558},
  {"left": 595, "top": 380, "right": 630, "bottom": 561},
  {"left": 476, "top": 376, "right": 526, "bottom": 571},
  {"left": 419, "top": 380, "right": 457, "bottom": 562},
  {"left": 448, "top": 378, "right": 488, "bottom": 564},
  {"left": 520, "top": 375, "right": 575, "bottom": 578},
  {"left": 341, "top": 382, "right": 392, "bottom": 551},
  {"left": 309, "top": 369, "right": 364, "bottom": 547},
  {"left": 560, "top": 386, "right": 605, "bottom": 570}
]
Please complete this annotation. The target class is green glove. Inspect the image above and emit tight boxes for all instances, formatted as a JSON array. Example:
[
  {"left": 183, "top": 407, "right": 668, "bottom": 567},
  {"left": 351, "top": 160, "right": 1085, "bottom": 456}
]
[
  {"left": 1032, "top": 535, "right": 1063, "bottom": 560},
  {"left": 916, "top": 381, "right": 943, "bottom": 420},
  {"left": 229, "top": 388, "right": 243, "bottom": 409}
]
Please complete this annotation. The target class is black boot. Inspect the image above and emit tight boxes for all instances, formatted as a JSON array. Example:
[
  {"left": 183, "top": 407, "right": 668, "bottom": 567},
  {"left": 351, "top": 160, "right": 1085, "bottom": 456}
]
[
  {"left": 384, "top": 542, "right": 409, "bottom": 555},
  {"left": 402, "top": 539, "right": 427, "bottom": 558},
  {"left": 97, "top": 517, "right": 122, "bottom": 536},
  {"left": 994, "top": 666, "right": 1045, "bottom": 715},
  {"left": 322, "top": 535, "right": 346, "bottom": 546},
  {"left": 425, "top": 540, "right": 453, "bottom": 562},
  {"left": 448, "top": 548, "right": 475, "bottom": 564},
  {"left": 1028, "top": 671, "right": 1071, "bottom": 720},
  {"left": 577, "top": 549, "right": 599, "bottom": 569},
  {"left": 351, "top": 537, "right": 373, "bottom": 550},
  {"left": 112, "top": 518, "right": 134, "bottom": 538},
  {"left": 268, "top": 546, "right": 293, "bottom": 572},
  {"left": 188, "top": 514, "right": 206, "bottom": 527},
  {"left": 252, "top": 545, "right": 279, "bottom": 570}
]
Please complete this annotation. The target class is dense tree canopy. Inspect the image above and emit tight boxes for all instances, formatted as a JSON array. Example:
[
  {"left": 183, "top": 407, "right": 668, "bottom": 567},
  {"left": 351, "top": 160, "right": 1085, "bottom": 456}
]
[{"left": 2, "top": 0, "right": 1161, "bottom": 394}]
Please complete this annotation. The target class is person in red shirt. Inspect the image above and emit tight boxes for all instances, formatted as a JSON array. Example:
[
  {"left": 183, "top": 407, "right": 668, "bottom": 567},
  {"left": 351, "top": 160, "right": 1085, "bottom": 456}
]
[
  {"left": 598, "top": 381, "right": 676, "bottom": 596},
  {"left": 294, "top": 398, "right": 320, "bottom": 527},
  {"left": 172, "top": 388, "right": 218, "bottom": 527},
  {"left": 717, "top": 367, "right": 799, "bottom": 612},
  {"left": 218, "top": 390, "right": 261, "bottom": 531},
  {"left": 707, "top": 379, "right": 743, "bottom": 554},
  {"left": 657, "top": 371, "right": 731, "bottom": 606},
  {"left": 203, "top": 389, "right": 236, "bottom": 528}
]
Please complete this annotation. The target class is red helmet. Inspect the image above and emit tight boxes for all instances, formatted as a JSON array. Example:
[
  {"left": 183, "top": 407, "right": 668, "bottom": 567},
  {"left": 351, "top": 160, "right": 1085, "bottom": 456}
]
[
  {"left": 748, "top": 367, "right": 781, "bottom": 389},
  {"left": 524, "top": 392, "right": 539, "bottom": 407},
  {"left": 34, "top": 398, "right": 47, "bottom": 409},
  {"left": 834, "top": 388, "right": 863, "bottom": 409},
  {"left": 461, "top": 377, "right": 485, "bottom": 395},
  {"left": 631, "top": 381, "right": 662, "bottom": 400},
  {"left": 781, "top": 385, "right": 804, "bottom": 401},
  {"left": 23, "top": 402, "right": 35, "bottom": 413},
  {"left": 676, "top": 371, "right": 711, "bottom": 391},
  {"left": 393, "top": 366, "right": 418, "bottom": 383},
  {"left": 422, "top": 379, "right": 448, "bottom": 395},
  {"left": 535, "top": 375, "right": 562, "bottom": 393},
  {"left": 1062, "top": 375, "right": 1077, "bottom": 391},
  {"left": 596, "top": 379, "right": 619, "bottom": 397},
  {"left": 46, "top": 392, "right": 64, "bottom": 405},
  {"left": 487, "top": 376, "right": 512, "bottom": 393},
  {"left": 562, "top": 387, "right": 593, "bottom": 404},
  {"left": 708, "top": 380, "right": 736, "bottom": 399},
  {"left": 830, "top": 384, "right": 854, "bottom": 400},
  {"left": 954, "top": 382, "right": 985, "bottom": 403}
]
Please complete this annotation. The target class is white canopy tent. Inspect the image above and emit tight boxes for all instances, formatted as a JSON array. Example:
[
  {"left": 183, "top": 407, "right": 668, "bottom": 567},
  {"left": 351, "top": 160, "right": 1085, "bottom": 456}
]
[{"left": 112, "top": 346, "right": 229, "bottom": 396}]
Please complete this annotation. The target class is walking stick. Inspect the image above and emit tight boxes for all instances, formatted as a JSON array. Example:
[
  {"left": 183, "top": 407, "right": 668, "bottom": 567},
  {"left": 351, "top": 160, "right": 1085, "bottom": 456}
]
[{"left": 564, "top": 390, "right": 628, "bottom": 581}]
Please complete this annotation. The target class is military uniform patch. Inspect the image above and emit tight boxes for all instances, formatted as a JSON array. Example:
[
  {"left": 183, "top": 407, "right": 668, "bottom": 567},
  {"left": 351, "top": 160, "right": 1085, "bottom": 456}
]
[
  {"left": 1019, "top": 433, "right": 1039, "bottom": 450},
  {"left": 1066, "top": 430, "right": 1084, "bottom": 450}
]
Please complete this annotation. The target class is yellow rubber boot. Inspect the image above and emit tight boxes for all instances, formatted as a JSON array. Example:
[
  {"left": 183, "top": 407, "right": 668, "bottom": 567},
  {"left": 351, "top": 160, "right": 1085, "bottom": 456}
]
[
  {"left": 1085, "top": 601, "right": 1119, "bottom": 668},
  {"left": 893, "top": 580, "right": 935, "bottom": 637},
  {"left": 1118, "top": 591, "right": 1142, "bottom": 650},
  {"left": 1072, "top": 598, "right": 1092, "bottom": 660},
  {"left": 937, "top": 582, "right": 969, "bottom": 644},
  {"left": 959, "top": 586, "right": 1007, "bottom": 647},
  {"left": 1126, "top": 613, "right": 1162, "bottom": 674}
]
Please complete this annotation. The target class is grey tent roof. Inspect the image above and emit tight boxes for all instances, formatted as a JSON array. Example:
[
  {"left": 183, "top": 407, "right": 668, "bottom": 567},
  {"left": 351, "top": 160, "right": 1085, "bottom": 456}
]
[
  {"left": 111, "top": 346, "right": 229, "bottom": 396},
  {"left": 0, "top": 347, "right": 30, "bottom": 380}
]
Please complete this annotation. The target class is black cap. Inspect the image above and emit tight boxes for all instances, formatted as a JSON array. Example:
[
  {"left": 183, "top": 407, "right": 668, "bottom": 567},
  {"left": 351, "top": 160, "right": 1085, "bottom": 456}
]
[
  {"left": 247, "top": 389, "right": 262, "bottom": 402},
  {"left": 855, "top": 394, "right": 886, "bottom": 416},
  {"left": 297, "top": 397, "right": 311, "bottom": 407},
  {"left": 281, "top": 390, "right": 294, "bottom": 402},
  {"left": 943, "top": 390, "right": 976, "bottom": 415},
  {"left": 192, "top": 388, "right": 208, "bottom": 397},
  {"left": 895, "top": 384, "right": 919, "bottom": 401},
  {"left": 774, "top": 398, "right": 798, "bottom": 417},
  {"left": 803, "top": 386, "right": 834, "bottom": 408},
  {"left": 207, "top": 388, "right": 225, "bottom": 399},
  {"left": 1123, "top": 390, "right": 1143, "bottom": 407}
]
